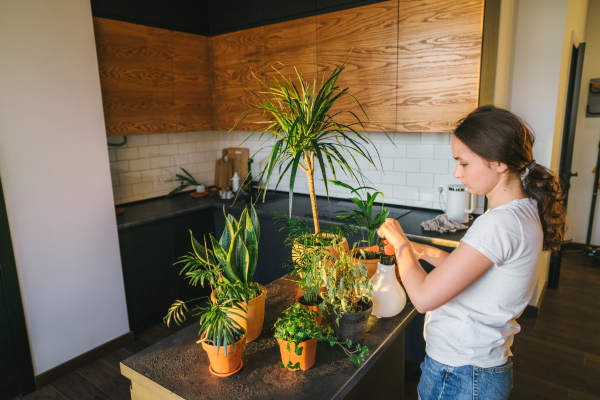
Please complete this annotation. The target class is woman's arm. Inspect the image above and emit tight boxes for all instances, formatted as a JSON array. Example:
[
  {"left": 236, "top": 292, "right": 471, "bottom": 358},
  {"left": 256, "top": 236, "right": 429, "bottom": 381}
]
[
  {"left": 379, "top": 219, "right": 494, "bottom": 314},
  {"left": 410, "top": 241, "right": 450, "bottom": 267}
]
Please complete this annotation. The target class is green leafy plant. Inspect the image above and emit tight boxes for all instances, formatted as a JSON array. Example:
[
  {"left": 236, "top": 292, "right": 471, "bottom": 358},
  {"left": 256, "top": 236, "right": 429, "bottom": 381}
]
[
  {"left": 167, "top": 167, "right": 202, "bottom": 197},
  {"left": 328, "top": 180, "right": 390, "bottom": 248},
  {"left": 321, "top": 241, "right": 373, "bottom": 326},
  {"left": 274, "top": 213, "right": 353, "bottom": 304},
  {"left": 273, "top": 303, "right": 369, "bottom": 370},
  {"left": 197, "top": 299, "right": 246, "bottom": 356},
  {"left": 232, "top": 58, "right": 392, "bottom": 233},
  {"left": 164, "top": 203, "right": 262, "bottom": 327}
]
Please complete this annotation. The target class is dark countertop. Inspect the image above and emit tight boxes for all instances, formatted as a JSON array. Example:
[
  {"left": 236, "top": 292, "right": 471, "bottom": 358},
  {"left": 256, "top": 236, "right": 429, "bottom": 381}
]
[
  {"left": 120, "top": 274, "right": 418, "bottom": 400},
  {"left": 116, "top": 190, "right": 476, "bottom": 247}
]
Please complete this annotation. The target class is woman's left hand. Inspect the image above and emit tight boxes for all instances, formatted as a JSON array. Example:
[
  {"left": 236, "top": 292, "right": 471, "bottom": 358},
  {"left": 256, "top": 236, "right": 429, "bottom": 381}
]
[{"left": 377, "top": 218, "right": 408, "bottom": 250}]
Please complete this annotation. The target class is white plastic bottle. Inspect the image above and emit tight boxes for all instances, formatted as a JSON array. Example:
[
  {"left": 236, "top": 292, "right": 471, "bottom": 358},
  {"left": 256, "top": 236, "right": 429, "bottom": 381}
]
[
  {"left": 231, "top": 172, "right": 240, "bottom": 192},
  {"left": 371, "top": 252, "right": 406, "bottom": 318}
]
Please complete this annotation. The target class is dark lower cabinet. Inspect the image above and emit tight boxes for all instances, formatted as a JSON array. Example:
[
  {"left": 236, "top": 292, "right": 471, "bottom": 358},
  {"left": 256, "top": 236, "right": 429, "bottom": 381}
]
[
  {"left": 0, "top": 274, "right": 20, "bottom": 400},
  {"left": 118, "top": 208, "right": 215, "bottom": 332}
]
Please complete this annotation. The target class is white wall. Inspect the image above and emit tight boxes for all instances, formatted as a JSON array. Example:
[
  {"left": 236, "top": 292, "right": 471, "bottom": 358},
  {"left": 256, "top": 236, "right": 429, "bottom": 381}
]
[
  {"left": 0, "top": 0, "right": 129, "bottom": 374},
  {"left": 565, "top": 0, "right": 600, "bottom": 245},
  {"left": 495, "top": 0, "right": 588, "bottom": 306}
]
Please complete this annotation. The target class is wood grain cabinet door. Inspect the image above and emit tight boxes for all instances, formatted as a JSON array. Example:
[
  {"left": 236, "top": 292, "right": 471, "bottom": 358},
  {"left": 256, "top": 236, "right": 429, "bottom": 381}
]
[{"left": 396, "top": 0, "right": 484, "bottom": 132}]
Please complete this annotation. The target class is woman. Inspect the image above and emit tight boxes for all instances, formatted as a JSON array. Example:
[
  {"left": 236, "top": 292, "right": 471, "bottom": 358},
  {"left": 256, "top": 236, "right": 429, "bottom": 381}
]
[{"left": 378, "top": 106, "right": 568, "bottom": 400}]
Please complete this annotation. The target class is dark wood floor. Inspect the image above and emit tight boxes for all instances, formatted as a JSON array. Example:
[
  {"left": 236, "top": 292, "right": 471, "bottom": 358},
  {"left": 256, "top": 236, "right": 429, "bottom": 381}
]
[{"left": 12, "top": 251, "right": 600, "bottom": 400}]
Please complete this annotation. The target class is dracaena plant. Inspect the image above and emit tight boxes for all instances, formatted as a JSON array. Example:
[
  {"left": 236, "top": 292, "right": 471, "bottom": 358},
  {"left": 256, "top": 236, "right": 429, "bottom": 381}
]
[
  {"left": 167, "top": 167, "right": 202, "bottom": 197},
  {"left": 232, "top": 58, "right": 392, "bottom": 233},
  {"left": 164, "top": 203, "right": 262, "bottom": 327},
  {"left": 273, "top": 303, "right": 369, "bottom": 370},
  {"left": 321, "top": 242, "right": 373, "bottom": 326},
  {"left": 328, "top": 180, "right": 390, "bottom": 248}
]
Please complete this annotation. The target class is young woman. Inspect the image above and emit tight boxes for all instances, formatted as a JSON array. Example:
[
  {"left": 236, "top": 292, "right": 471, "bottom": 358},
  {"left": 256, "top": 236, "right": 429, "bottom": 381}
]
[{"left": 378, "top": 106, "right": 568, "bottom": 400}]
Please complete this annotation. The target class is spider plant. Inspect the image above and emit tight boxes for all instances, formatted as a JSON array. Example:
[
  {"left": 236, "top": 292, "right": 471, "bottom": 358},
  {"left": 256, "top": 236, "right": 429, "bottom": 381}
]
[
  {"left": 328, "top": 180, "right": 390, "bottom": 248},
  {"left": 167, "top": 167, "right": 202, "bottom": 197},
  {"left": 232, "top": 58, "right": 392, "bottom": 233}
]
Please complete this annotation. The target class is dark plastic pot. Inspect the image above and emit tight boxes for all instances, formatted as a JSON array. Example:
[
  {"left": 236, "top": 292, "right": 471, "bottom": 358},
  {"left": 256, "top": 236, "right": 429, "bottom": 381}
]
[{"left": 328, "top": 300, "right": 373, "bottom": 344}]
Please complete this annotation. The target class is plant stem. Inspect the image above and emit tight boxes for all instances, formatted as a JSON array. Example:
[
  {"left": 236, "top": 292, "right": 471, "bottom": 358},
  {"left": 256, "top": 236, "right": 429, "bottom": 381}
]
[{"left": 307, "top": 171, "right": 320, "bottom": 233}]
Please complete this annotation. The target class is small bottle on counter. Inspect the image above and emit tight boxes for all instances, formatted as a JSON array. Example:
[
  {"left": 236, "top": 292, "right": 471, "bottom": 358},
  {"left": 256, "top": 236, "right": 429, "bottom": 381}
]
[{"left": 231, "top": 172, "right": 240, "bottom": 192}]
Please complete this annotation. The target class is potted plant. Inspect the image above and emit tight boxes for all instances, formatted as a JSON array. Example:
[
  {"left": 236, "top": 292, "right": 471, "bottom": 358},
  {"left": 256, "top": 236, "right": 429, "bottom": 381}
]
[
  {"left": 274, "top": 303, "right": 369, "bottom": 371},
  {"left": 328, "top": 180, "right": 390, "bottom": 277},
  {"left": 232, "top": 59, "right": 390, "bottom": 234},
  {"left": 165, "top": 298, "right": 247, "bottom": 377},
  {"left": 167, "top": 167, "right": 204, "bottom": 197},
  {"left": 321, "top": 242, "right": 374, "bottom": 344},
  {"left": 165, "top": 203, "right": 266, "bottom": 343}
]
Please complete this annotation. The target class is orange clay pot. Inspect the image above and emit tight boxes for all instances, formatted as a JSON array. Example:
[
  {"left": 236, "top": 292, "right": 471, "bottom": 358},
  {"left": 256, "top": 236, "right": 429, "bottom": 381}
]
[
  {"left": 211, "top": 285, "right": 267, "bottom": 343},
  {"left": 351, "top": 247, "right": 380, "bottom": 278},
  {"left": 298, "top": 296, "right": 323, "bottom": 325},
  {"left": 201, "top": 333, "right": 245, "bottom": 375},
  {"left": 292, "top": 234, "right": 349, "bottom": 263},
  {"left": 277, "top": 337, "right": 318, "bottom": 371}
]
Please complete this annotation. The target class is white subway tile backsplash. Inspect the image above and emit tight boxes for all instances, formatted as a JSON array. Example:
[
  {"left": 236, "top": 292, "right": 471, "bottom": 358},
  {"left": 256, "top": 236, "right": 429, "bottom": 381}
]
[
  {"left": 189, "top": 152, "right": 205, "bottom": 163},
  {"left": 379, "top": 157, "right": 394, "bottom": 171},
  {"left": 407, "top": 173, "right": 434, "bottom": 187},
  {"left": 113, "top": 185, "right": 132, "bottom": 198},
  {"left": 393, "top": 185, "right": 419, "bottom": 200},
  {"left": 131, "top": 182, "right": 154, "bottom": 196},
  {"left": 407, "top": 145, "right": 434, "bottom": 159},
  {"left": 170, "top": 154, "right": 189, "bottom": 166},
  {"left": 395, "top": 132, "right": 421, "bottom": 144},
  {"left": 111, "top": 174, "right": 119, "bottom": 187},
  {"left": 116, "top": 147, "right": 139, "bottom": 161},
  {"left": 139, "top": 145, "right": 160, "bottom": 158},
  {"left": 108, "top": 149, "right": 117, "bottom": 162},
  {"left": 127, "top": 135, "right": 149, "bottom": 147},
  {"left": 178, "top": 143, "right": 196, "bottom": 154},
  {"left": 110, "top": 161, "right": 129, "bottom": 174},
  {"left": 141, "top": 169, "right": 161, "bottom": 182},
  {"left": 434, "top": 174, "right": 461, "bottom": 190},
  {"left": 420, "top": 159, "right": 448, "bottom": 174},
  {"left": 419, "top": 187, "right": 439, "bottom": 202},
  {"left": 420, "top": 132, "right": 449, "bottom": 144},
  {"left": 394, "top": 158, "right": 420, "bottom": 172},
  {"left": 148, "top": 134, "right": 169, "bottom": 145},
  {"left": 434, "top": 144, "right": 453, "bottom": 160},
  {"left": 382, "top": 144, "right": 406, "bottom": 158},
  {"left": 448, "top": 160, "right": 457, "bottom": 175},
  {"left": 151, "top": 156, "right": 171, "bottom": 169},
  {"left": 382, "top": 171, "right": 406, "bottom": 186},
  {"left": 362, "top": 170, "right": 381, "bottom": 184},
  {"left": 168, "top": 132, "right": 188, "bottom": 144},
  {"left": 119, "top": 171, "right": 141, "bottom": 185},
  {"left": 159, "top": 144, "right": 178, "bottom": 156},
  {"left": 129, "top": 158, "right": 151, "bottom": 172}
]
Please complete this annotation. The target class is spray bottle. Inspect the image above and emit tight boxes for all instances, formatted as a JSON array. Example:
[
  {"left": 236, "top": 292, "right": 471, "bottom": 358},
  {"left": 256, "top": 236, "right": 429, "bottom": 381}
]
[{"left": 370, "top": 240, "right": 406, "bottom": 318}]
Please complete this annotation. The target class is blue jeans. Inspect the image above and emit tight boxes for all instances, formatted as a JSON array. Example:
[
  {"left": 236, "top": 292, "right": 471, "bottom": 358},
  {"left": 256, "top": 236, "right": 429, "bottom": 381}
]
[{"left": 417, "top": 355, "right": 513, "bottom": 400}]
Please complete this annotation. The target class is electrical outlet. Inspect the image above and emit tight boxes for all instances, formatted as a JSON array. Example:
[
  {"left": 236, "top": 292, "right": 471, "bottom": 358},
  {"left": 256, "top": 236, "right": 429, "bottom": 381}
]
[
  {"left": 156, "top": 174, "right": 171, "bottom": 185},
  {"left": 437, "top": 185, "right": 444, "bottom": 194}
]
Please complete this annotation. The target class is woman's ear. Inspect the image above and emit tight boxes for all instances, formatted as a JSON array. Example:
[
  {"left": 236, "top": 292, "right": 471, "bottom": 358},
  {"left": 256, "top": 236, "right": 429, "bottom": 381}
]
[{"left": 492, "top": 161, "right": 508, "bottom": 174}]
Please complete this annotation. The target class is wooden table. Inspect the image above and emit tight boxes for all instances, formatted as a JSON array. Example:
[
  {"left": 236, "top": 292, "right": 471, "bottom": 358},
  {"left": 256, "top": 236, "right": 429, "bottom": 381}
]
[{"left": 120, "top": 275, "right": 417, "bottom": 400}]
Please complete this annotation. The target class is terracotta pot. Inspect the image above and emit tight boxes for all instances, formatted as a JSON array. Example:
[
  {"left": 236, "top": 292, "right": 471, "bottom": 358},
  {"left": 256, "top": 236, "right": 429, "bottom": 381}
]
[
  {"left": 351, "top": 247, "right": 380, "bottom": 278},
  {"left": 211, "top": 285, "right": 267, "bottom": 343},
  {"left": 292, "top": 234, "right": 349, "bottom": 263},
  {"left": 201, "top": 333, "right": 245, "bottom": 376},
  {"left": 298, "top": 296, "right": 323, "bottom": 324},
  {"left": 277, "top": 337, "right": 318, "bottom": 371}
]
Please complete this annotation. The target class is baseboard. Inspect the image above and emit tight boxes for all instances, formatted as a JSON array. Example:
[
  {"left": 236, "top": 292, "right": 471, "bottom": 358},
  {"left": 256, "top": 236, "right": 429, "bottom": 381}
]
[
  {"left": 35, "top": 331, "right": 134, "bottom": 389},
  {"left": 522, "top": 282, "right": 547, "bottom": 318}
]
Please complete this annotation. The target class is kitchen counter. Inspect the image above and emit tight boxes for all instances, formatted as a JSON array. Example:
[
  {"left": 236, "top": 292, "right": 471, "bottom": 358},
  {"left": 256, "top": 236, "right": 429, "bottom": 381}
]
[
  {"left": 116, "top": 190, "right": 477, "bottom": 247},
  {"left": 120, "top": 274, "right": 418, "bottom": 400}
]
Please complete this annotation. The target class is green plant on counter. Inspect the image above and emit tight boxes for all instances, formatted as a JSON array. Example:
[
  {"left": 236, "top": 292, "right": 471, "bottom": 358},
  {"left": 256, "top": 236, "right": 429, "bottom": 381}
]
[
  {"left": 167, "top": 167, "right": 203, "bottom": 197},
  {"left": 273, "top": 303, "right": 369, "bottom": 370},
  {"left": 274, "top": 213, "right": 352, "bottom": 305},
  {"left": 197, "top": 300, "right": 246, "bottom": 356},
  {"left": 321, "top": 241, "right": 373, "bottom": 326},
  {"left": 232, "top": 57, "right": 392, "bottom": 234},
  {"left": 164, "top": 203, "right": 262, "bottom": 326},
  {"left": 328, "top": 180, "right": 389, "bottom": 249}
]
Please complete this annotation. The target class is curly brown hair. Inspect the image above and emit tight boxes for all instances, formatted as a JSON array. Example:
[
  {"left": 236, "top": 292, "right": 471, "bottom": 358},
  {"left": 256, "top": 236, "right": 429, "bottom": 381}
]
[{"left": 454, "top": 105, "right": 568, "bottom": 253}]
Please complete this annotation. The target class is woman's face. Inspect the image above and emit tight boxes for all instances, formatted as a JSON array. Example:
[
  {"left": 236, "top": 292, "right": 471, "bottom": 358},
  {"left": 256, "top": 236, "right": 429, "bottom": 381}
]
[{"left": 451, "top": 136, "right": 505, "bottom": 196}]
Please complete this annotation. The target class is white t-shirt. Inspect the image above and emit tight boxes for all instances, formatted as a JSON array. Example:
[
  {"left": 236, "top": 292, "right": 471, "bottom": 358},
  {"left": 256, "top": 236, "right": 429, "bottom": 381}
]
[{"left": 424, "top": 198, "right": 543, "bottom": 368}]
